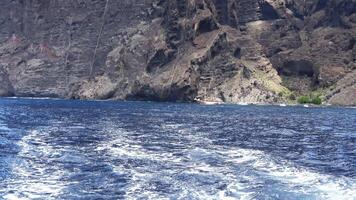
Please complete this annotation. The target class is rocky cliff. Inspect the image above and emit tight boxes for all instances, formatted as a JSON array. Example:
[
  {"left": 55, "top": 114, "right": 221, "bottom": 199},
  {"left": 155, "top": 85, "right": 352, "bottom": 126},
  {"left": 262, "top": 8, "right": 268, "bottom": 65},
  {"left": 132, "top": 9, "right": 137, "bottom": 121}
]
[{"left": 0, "top": 0, "right": 355, "bottom": 105}]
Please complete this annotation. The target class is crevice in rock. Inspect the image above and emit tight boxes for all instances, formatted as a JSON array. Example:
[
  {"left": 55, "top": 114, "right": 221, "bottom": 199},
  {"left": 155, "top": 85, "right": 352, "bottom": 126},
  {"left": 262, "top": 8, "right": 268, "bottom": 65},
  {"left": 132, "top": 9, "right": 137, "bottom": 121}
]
[
  {"left": 279, "top": 60, "right": 316, "bottom": 77},
  {"left": 212, "top": 0, "right": 229, "bottom": 24},
  {"left": 277, "top": 60, "right": 322, "bottom": 92},
  {"left": 285, "top": 2, "right": 304, "bottom": 20},
  {"left": 259, "top": 1, "right": 279, "bottom": 20},
  {"left": 234, "top": 47, "right": 241, "bottom": 59},
  {"left": 315, "top": 0, "right": 328, "bottom": 12},
  {"left": 176, "top": 0, "right": 187, "bottom": 17},
  {"left": 163, "top": 2, "right": 181, "bottom": 50},
  {"left": 146, "top": 49, "right": 168, "bottom": 73},
  {"left": 236, "top": 0, "right": 260, "bottom": 24},
  {"left": 196, "top": 17, "right": 218, "bottom": 34}
]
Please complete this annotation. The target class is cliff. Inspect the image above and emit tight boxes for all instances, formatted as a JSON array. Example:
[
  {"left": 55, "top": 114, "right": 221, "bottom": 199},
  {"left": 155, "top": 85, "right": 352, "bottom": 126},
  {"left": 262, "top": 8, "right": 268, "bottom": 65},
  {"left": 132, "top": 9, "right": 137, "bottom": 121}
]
[{"left": 0, "top": 0, "right": 355, "bottom": 105}]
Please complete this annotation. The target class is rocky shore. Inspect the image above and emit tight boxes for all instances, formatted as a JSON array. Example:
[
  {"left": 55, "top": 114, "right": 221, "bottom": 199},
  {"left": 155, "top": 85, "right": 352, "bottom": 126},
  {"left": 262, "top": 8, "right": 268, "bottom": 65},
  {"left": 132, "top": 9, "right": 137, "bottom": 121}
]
[{"left": 0, "top": 0, "right": 355, "bottom": 106}]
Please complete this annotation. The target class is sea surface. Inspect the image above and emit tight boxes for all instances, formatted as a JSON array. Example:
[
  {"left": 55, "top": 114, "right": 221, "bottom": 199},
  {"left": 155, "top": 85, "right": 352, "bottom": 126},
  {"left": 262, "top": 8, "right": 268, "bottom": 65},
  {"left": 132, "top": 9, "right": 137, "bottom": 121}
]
[{"left": 0, "top": 98, "right": 355, "bottom": 200}]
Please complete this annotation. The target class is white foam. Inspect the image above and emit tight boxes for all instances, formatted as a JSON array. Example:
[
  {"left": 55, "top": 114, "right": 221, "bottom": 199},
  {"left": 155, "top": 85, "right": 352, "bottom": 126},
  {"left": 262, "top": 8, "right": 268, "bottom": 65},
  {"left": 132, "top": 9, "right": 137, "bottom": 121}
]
[
  {"left": 218, "top": 148, "right": 356, "bottom": 200},
  {"left": 96, "top": 132, "right": 180, "bottom": 163},
  {"left": 0, "top": 125, "right": 11, "bottom": 132},
  {"left": 94, "top": 122, "right": 356, "bottom": 199},
  {"left": 3, "top": 194, "right": 24, "bottom": 200},
  {"left": 2, "top": 130, "right": 69, "bottom": 199}
]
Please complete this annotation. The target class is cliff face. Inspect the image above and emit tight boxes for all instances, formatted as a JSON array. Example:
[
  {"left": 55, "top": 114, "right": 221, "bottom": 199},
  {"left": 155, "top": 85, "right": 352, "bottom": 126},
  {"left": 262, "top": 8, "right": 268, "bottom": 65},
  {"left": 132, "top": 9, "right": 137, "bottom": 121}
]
[
  {"left": 0, "top": 0, "right": 152, "bottom": 97},
  {"left": 0, "top": 0, "right": 355, "bottom": 105}
]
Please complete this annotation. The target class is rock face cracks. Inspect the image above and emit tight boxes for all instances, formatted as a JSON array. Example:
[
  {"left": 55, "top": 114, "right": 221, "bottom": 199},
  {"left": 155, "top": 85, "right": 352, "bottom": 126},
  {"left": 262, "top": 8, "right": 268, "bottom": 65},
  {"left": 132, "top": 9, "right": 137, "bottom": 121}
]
[{"left": 0, "top": 0, "right": 355, "bottom": 105}]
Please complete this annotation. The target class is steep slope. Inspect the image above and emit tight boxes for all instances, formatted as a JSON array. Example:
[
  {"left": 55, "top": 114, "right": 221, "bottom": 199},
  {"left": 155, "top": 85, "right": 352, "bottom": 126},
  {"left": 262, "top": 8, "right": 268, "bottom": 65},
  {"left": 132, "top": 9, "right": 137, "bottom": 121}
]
[{"left": 0, "top": 0, "right": 355, "bottom": 105}]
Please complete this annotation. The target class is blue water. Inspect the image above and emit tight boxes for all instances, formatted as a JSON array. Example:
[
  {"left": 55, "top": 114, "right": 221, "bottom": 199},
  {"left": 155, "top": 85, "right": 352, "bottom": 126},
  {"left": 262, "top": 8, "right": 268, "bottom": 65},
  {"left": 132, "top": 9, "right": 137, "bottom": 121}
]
[{"left": 0, "top": 98, "right": 355, "bottom": 200}]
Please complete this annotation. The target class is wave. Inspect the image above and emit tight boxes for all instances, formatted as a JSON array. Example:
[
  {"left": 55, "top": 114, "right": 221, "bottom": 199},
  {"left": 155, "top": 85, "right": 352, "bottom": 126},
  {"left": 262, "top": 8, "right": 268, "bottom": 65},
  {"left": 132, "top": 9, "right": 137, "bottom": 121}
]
[
  {"left": 2, "top": 117, "right": 355, "bottom": 200},
  {"left": 218, "top": 148, "right": 356, "bottom": 200},
  {"left": 95, "top": 122, "right": 356, "bottom": 200},
  {"left": 1, "top": 130, "right": 68, "bottom": 199}
]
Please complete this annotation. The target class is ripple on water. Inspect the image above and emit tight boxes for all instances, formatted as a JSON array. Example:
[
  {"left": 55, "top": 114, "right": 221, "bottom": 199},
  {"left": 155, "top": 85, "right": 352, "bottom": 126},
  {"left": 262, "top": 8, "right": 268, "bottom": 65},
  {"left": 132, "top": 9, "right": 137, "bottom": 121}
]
[
  {"left": 0, "top": 100, "right": 355, "bottom": 200},
  {"left": 94, "top": 123, "right": 356, "bottom": 200},
  {"left": 1, "top": 130, "right": 67, "bottom": 199}
]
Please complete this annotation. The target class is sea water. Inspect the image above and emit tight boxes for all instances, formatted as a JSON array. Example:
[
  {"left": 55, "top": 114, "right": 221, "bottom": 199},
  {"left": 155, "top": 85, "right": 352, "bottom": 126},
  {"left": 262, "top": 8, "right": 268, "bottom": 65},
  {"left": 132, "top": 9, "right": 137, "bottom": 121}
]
[{"left": 0, "top": 98, "right": 355, "bottom": 199}]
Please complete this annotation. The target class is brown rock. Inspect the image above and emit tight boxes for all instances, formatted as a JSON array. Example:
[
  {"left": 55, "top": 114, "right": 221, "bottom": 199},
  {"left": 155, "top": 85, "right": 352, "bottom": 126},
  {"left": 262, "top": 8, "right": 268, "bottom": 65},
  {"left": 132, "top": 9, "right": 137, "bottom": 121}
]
[{"left": 0, "top": 0, "right": 355, "bottom": 105}]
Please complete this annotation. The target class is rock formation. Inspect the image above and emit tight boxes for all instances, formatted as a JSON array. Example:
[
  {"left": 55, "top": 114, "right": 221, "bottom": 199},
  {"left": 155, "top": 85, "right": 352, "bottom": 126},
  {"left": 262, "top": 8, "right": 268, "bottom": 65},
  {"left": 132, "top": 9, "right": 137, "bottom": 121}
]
[{"left": 0, "top": 0, "right": 355, "bottom": 105}]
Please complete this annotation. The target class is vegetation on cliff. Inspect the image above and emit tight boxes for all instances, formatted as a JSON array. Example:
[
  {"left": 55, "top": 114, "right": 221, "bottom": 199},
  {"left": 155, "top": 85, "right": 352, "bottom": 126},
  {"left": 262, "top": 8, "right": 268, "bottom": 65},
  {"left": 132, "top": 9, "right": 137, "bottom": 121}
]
[{"left": 0, "top": 0, "right": 355, "bottom": 105}]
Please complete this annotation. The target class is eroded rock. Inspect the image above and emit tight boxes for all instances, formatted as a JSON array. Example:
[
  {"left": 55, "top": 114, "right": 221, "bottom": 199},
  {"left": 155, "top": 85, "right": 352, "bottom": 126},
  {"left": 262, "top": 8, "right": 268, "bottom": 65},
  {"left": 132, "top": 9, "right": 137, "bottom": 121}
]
[{"left": 0, "top": 0, "right": 354, "bottom": 105}]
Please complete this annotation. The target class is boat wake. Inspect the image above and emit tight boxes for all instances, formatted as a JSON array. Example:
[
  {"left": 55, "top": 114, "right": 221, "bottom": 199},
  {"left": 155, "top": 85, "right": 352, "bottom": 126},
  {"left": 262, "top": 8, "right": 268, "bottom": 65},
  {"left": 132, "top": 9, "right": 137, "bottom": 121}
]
[
  {"left": 95, "top": 122, "right": 356, "bottom": 200},
  {"left": 2, "top": 130, "right": 68, "bottom": 199},
  {"left": 1, "top": 99, "right": 355, "bottom": 200}
]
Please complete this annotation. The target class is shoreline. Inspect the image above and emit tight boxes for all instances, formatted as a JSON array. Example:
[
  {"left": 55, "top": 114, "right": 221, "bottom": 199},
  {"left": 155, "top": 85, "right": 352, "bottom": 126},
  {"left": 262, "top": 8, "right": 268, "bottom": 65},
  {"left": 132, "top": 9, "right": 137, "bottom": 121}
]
[{"left": 1, "top": 96, "right": 355, "bottom": 108}]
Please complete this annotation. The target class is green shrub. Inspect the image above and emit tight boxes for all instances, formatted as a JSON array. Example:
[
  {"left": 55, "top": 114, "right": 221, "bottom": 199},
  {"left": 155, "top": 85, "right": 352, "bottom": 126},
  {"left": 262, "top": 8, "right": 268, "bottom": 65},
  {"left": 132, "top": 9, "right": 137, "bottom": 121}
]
[
  {"left": 311, "top": 96, "right": 322, "bottom": 105},
  {"left": 297, "top": 95, "right": 322, "bottom": 105},
  {"left": 298, "top": 96, "right": 311, "bottom": 104}
]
